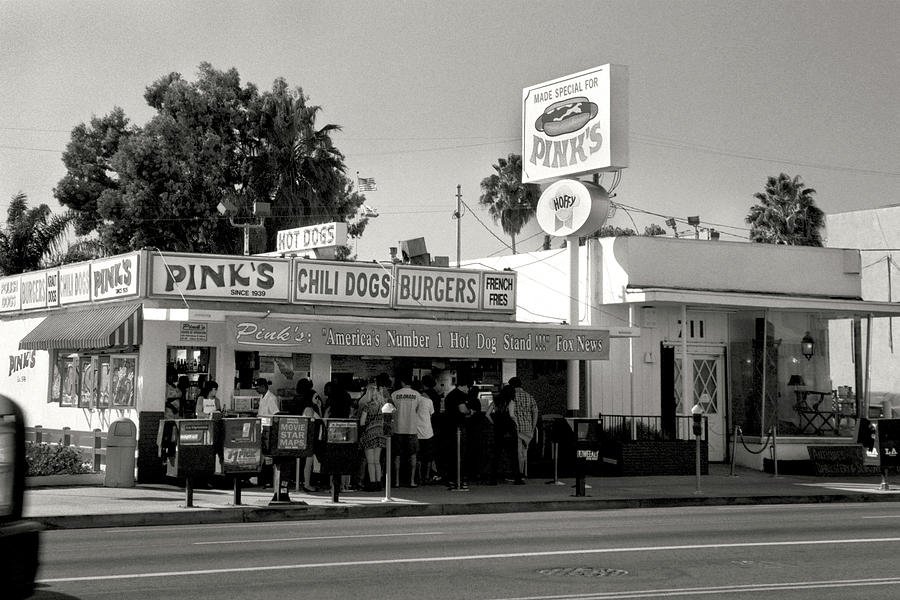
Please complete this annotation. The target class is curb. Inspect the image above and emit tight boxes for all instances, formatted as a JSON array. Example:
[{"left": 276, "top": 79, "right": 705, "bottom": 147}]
[{"left": 32, "top": 492, "right": 900, "bottom": 530}]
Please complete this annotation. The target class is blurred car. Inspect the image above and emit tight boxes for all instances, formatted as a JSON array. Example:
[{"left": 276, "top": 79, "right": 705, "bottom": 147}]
[{"left": 0, "top": 395, "right": 41, "bottom": 598}]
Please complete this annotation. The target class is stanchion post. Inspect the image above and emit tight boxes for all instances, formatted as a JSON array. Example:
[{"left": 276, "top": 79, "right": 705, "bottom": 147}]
[
  {"left": 546, "top": 442, "right": 565, "bottom": 485},
  {"left": 692, "top": 403, "right": 703, "bottom": 495},
  {"left": 730, "top": 425, "right": 739, "bottom": 477},
  {"left": 381, "top": 402, "right": 395, "bottom": 502},
  {"left": 450, "top": 426, "right": 469, "bottom": 492},
  {"left": 771, "top": 425, "right": 779, "bottom": 478},
  {"left": 295, "top": 458, "right": 301, "bottom": 492},
  {"left": 233, "top": 476, "right": 241, "bottom": 506},
  {"left": 383, "top": 435, "right": 393, "bottom": 502},
  {"left": 185, "top": 476, "right": 194, "bottom": 508}
]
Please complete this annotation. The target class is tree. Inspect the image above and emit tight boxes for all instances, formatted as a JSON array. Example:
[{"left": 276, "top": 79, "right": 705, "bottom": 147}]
[
  {"left": 54, "top": 63, "right": 368, "bottom": 256},
  {"left": 0, "top": 193, "right": 97, "bottom": 275},
  {"left": 746, "top": 173, "right": 824, "bottom": 246},
  {"left": 479, "top": 154, "right": 541, "bottom": 254},
  {"left": 54, "top": 108, "right": 133, "bottom": 236}
]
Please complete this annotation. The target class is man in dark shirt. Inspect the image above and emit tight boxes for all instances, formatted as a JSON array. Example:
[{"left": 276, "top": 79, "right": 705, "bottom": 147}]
[{"left": 442, "top": 372, "right": 473, "bottom": 489}]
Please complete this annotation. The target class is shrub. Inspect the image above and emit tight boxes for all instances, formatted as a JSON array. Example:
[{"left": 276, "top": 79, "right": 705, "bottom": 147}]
[{"left": 26, "top": 442, "right": 92, "bottom": 476}]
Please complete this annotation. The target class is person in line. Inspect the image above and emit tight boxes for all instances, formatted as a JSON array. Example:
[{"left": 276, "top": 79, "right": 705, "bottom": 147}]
[
  {"left": 255, "top": 378, "right": 279, "bottom": 488},
  {"left": 177, "top": 375, "right": 196, "bottom": 418},
  {"left": 358, "top": 374, "right": 391, "bottom": 491},
  {"left": 164, "top": 375, "right": 181, "bottom": 420},
  {"left": 296, "top": 389, "right": 320, "bottom": 493},
  {"left": 418, "top": 375, "right": 440, "bottom": 484},
  {"left": 486, "top": 384, "right": 523, "bottom": 485},
  {"left": 508, "top": 377, "right": 539, "bottom": 483},
  {"left": 323, "top": 381, "right": 355, "bottom": 492},
  {"left": 196, "top": 380, "right": 221, "bottom": 419},
  {"left": 443, "top": 373, "right": 474, "bottom": 489},
  {"left": 256, "top": 378, "right": 280, "bottom": 417},
  {"left": 295, "top": 378, "right": 323, "bottom": 416},
  {"left": 390, "top": 373, "right": 425, "bottom": 487}
]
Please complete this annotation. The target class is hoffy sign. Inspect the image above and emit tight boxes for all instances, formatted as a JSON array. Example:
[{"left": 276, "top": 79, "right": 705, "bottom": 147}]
[{"left": 536, "top": 180, "right": 611, "bottom": 238}]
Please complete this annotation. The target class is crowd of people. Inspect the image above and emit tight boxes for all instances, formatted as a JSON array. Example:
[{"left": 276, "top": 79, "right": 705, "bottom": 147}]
[{"left": 252, "top": 370, "right": 540, "bottom": 492}]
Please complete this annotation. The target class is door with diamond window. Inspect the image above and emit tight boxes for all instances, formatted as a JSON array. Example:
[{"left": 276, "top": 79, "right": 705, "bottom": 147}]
[{"left": 674, "top": 352, "right": 725, "bottom": 461}]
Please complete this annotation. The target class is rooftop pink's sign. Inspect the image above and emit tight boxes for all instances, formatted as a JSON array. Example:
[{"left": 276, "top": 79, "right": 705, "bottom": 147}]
[{"left": 522, "top": 64, "right": 629, "bottom": 184}]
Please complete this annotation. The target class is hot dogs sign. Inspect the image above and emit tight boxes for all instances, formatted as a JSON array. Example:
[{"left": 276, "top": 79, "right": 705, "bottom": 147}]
[{"left": 522, "top": 64, "right": 629, "bottom": 184}]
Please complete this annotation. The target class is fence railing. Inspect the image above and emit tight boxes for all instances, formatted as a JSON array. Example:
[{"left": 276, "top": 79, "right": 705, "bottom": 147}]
[
  {"left": 599, "top": 414, "right": 707, "bottom": 442},
  {"left": 25, "top": 426, "right": 107, "bottom": 472}
]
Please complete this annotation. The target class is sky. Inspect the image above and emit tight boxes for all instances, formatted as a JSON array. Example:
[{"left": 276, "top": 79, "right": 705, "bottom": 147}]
[{"left": 1, "top": 0, "right": 899, "bottom": 263}]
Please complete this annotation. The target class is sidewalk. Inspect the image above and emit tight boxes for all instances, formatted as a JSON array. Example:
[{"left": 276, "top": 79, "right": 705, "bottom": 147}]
[{"left": 24, "top": 464, "right": 900, "bottom": 530}]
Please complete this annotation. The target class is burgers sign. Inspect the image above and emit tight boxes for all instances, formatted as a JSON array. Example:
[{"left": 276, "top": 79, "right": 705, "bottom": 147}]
[{"left": 522, "top": 64, "right": 629, "bottom": 184}]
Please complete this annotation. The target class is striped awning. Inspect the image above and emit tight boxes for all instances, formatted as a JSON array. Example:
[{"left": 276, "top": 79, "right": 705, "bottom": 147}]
[{"left": 19, "top": 304, "right": 142, "bottom": 351}]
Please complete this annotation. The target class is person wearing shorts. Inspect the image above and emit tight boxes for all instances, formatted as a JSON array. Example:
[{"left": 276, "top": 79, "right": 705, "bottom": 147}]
[{"left": 390, "top": 374, "right": 426, "bottom": 487}]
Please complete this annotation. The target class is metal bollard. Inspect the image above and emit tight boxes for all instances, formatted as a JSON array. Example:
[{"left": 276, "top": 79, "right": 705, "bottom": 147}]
[
  {"left": 546, "top": 442, "right": 565, "bottom": 485},
  {"left": 382, "top": 435, "right": 393, "bottom": 502},
  {"left": 730, "top": 425, "right": 740, "bottom": 477},
  {"left": 185, "top": 476, "right": 194, "bottom": 508},
  {"left": 450, "top": 427, "right": 469, "bottom": 493},
  {"left": 771, "top": 425, "right": 779, "bottom": 478}
]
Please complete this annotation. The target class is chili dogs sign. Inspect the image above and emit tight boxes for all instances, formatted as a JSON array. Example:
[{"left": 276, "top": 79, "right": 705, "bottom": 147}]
[
  {"left": 226, "top": 317, "right": 610, "bottom": 360},
  {"left": 522, "top": 64, "right": 629, "bottom": 184}
]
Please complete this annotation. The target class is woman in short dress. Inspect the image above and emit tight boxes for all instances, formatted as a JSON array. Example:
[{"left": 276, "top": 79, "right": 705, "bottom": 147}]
[{"left": 358, "top": 374, "right": 391, "bottom": 490}]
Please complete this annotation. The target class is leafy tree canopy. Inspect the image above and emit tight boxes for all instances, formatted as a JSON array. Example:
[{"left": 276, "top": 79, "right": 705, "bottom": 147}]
[
  {"left": 54, "top": 63, "right": 369, "bottom": 256},
  {"left": 746, "top": 173, "right": 824, "bottom": 246}
]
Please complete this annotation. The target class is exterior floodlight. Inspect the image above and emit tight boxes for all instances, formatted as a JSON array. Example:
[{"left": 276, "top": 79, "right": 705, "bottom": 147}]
[
  {"left": 687, "top": 216, "right": 700, "bottom": 226},
  {"left": 253, "top": 201, "right": 271, "bottom": 217}
]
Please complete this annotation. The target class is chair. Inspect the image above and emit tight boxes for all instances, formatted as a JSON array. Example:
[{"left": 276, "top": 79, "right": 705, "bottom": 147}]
[{"left": 794, "top": 391, "right": 837, "bottom": 435}]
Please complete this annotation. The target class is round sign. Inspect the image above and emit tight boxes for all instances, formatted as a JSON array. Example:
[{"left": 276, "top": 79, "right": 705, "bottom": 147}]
[{"left": 535, "top": 180, "right": 610, "bottom": 238}]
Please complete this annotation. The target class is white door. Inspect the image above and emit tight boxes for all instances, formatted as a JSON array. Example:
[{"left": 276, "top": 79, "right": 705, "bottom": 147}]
[{"left": 675, "top": 353, "right": 726, "bottom": 461}]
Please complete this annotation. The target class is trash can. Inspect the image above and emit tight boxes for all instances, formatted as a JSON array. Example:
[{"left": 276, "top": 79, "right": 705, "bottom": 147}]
[{"left": 105, "top": 418, "right": 137, "bottom": 487}]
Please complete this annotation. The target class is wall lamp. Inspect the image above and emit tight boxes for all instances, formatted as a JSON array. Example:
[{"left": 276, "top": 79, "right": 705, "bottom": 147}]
[{"left": 801, "top": 331, "right": 815, "bottom": 361}]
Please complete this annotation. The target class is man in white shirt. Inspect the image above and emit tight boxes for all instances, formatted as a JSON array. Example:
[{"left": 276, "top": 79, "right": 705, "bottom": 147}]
[
  {"left": 255, "top": 378, "right": 280, "bottom": 417},
  {"left": 390, "top": 374, "right": 426, "bottom": 487}
]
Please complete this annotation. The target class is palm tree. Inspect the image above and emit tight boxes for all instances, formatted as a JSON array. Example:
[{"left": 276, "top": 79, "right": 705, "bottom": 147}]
[
  {"left": 479, "top": 154, "right": 541, "bottom": 254},
  {"left": 0, "top": 193, "right": 96, "bottom": 275},
  {"left": 746, "top": 173, "right": 825, "bottom": 246},
  {"left": 247, "top": 79, "right": 348, "bottom": 250}
]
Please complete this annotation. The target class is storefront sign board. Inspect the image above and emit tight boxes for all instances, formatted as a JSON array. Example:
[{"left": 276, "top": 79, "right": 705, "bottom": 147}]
[
  {"left": 58, "top": 263, "right": 92, "bottom": 305},
  {"left": 277, "top": 222, "right": 348, "bottom": 253},
  {"left": 91, "top": 253, "right": 140, "bottom": 301},
  {"left": 19, "top": 272, "right": 48, "bottom": 311},
  {"left": 227, "top": 317, "right": 610, "bottom": 360},
  {"left": 180, "top": 322, "right": 208, "bottom": 342},
  {"left": 393, "top": 265, "right": 484, "bottom": 311},
  {"left": 149, "top": 253, "right": 291, "bottom": 302},
  {"left": 292, "top": 260, "right": 392, "bottom": 307},
  {"left": 0, "top": 276, "right": 21, "bottom": 313}
]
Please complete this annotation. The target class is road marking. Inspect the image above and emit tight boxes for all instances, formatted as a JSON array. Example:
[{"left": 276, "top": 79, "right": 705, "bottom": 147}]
[
  {"left": 37, "top": 536, "right": 900, "bottom": 584},
  {"left": 484, "top": 577, "right": 900, "bottom": 599},
  {"left": 193, "top": 531, "right": 444, "bottom": 545},
  {"left": 862, "top": 514, "right": 900, "bottom": 519}
]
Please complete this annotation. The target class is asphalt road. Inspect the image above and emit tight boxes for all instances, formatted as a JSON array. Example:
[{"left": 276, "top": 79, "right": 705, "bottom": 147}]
[{"left": 32, "top": 502, "right": 900, "bottom": 600}]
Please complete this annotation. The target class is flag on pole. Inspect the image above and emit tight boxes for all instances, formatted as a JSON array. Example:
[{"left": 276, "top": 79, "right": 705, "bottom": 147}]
[{"left": 357, "top": 176, "right": 377, "bottom": 192}]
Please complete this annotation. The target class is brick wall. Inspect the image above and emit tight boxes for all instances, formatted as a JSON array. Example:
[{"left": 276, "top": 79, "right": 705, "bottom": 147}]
[{"left": 617, "top": 440, "right": 708, "bottom": 476}]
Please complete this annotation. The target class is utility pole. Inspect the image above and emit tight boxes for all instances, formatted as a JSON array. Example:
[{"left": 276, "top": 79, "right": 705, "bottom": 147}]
[{"left": 456, "top": 185, "right": 462, "bottom": 268}]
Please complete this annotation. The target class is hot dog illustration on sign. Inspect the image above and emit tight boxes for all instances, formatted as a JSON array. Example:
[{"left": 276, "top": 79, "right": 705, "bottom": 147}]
[{"left": 534, "top": 97, "right": 599, "bottom": 138}]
